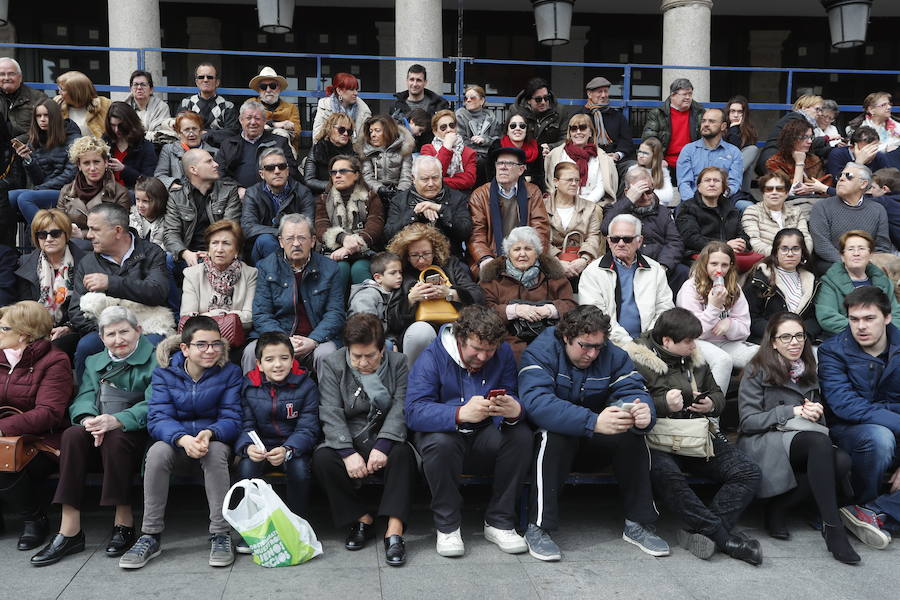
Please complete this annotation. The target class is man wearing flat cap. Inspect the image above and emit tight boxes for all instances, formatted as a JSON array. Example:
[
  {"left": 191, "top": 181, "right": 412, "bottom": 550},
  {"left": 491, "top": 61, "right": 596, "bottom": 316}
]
[
  {"left": 467, "top": 146, "right": 550, "bottom": 278},
  {"left": 577, "top": 76, "right": 636, "bottom": 184},
  {"left": 250, "top": 66, "right": 302, "bottom": 155}
]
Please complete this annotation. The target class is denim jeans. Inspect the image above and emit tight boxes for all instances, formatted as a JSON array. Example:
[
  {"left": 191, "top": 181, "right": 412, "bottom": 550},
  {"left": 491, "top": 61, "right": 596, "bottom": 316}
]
[
  {"left": 250, "top": 234, "right": 280, "bottom": 266},
  {"left": 830, "top": 422, "right": 898, "bottom": 504}
]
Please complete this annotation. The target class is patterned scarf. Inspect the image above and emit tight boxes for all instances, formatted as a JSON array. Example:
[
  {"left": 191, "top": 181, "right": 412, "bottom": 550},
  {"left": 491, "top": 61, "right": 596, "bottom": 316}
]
[
  {"left": 564, "top": 142, "right": 598, "bottom": 187},
  {"left": 431, "top": 134, "right": 465, "bottom": 177},
  {"left": 584, "top": 103, "right": 613, "bottom": 146},
  {"left": 788, "top": 358, "right": 805, "bottom": 383},
  {"left": 204, "top": 258, "right": 242, "bottom": 311},
  {"left": 505, "top": 257, "right": 541, "bottom": 289},
  {"left": 330, "top": 93, "right": 359, "bottom": 123},
  {"left": 37, "top": 247, "right": 74, "bottom": 324}
]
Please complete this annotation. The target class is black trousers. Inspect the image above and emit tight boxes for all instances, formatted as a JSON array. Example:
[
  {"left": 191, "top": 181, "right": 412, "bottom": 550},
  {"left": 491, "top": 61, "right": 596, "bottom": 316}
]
[
  {"left": 239, "top": 455, "right": 312, "bottom": 518},
  {"left": 312, "top": 442, "right": 416, "bottom": 528},
  {"left": 53, "top": 426, "right": 148, "bottom": 510},
  {"left": 414, "top": 424, "right": 532, "bottom": 533},
  {"left": 0, "top": 453, "right": 57, "bottom": 518},
  {"left": 650, "top": 436, "right": 761, "bottom": 539},
  {"left": 530, "top": 430, "right": 658, "bottom": 532}
]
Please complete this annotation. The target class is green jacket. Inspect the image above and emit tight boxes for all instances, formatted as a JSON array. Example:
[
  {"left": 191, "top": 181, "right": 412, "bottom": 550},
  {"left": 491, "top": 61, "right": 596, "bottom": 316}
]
[
  {"left": 69, "top": 335, "right": 158, "bottom": 432},
  {"left": 640, "top": 98, "right": 704, "bottom": 150},
  {"left": 815, "top": 262, "right": 900, "bottom": 335},
  {"left": 627, "top": 334, "right": 724, "bottom": 418}
]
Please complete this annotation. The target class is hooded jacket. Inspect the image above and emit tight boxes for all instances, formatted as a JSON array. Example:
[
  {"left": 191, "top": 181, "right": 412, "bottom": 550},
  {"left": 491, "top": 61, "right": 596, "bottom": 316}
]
[
  {"left": 405, "top": 324, "right": 519, "bottom": 433},
  {"left": 348, "top": 278, "right": 392, "bottom": 324},
  {"left": 148, "top": 335, "right": 242, "bottom": 446},
  {"left": 237, "top": 361, "right": 320, "bottom": 457},
  {"left": 509, "top": 89, "right": 566, "bottom": 147},
  {"left": 358, "top": 126, "right": 415, "bottom": 193},
  {"left": 518, "top": 326, "right": 654, "bottom": 437}
]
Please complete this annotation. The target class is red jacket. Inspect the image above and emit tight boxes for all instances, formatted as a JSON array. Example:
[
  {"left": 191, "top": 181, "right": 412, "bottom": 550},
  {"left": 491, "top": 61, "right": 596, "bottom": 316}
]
[
  {"left": 421, "top": 143, "right": 477, "bottom": 191},
  {"left": 0, "top": 338, "right": 73, "bottom": 450}
]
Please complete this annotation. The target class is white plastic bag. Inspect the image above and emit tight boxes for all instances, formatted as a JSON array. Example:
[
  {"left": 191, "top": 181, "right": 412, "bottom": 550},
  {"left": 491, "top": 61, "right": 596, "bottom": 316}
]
[{"left": 223, "top": 478, "right": 323, "bottom": 567}]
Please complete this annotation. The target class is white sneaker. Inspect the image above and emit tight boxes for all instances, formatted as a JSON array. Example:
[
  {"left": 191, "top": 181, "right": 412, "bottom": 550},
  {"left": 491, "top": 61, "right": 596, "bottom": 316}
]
[
  {"left": 484, "top": 523, "right": 527, "bottom": 554},
  {"left": 436, "top": 528, "right": 465, "bottom": 557}
]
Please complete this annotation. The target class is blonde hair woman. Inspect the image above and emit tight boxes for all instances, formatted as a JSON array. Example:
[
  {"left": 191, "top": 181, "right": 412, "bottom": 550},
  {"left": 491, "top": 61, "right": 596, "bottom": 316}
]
[{"left": 54, "top": 71, "right": 111, "bottom": 138}]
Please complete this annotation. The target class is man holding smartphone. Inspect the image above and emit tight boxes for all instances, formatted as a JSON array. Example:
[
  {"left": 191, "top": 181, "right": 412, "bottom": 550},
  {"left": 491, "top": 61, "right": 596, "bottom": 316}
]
[{"left": 518, "top": 305, "right": 667, "bottom": 561}]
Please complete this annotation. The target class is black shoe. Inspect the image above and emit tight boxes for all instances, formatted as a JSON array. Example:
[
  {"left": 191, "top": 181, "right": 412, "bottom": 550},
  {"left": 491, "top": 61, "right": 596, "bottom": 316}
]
[
  {"left": 18, "top": 514, "right": 49, "bottom": 551},
  {"left": 384, "top": 535, "right": 406, "bottom": 566},
  {"left": 30, "top": 531, "right": 85, "bottom": 566},
  {"left": 822, "top": 522, "right": 861, "bottom": 565},
  {"left": 344, "top": 522, "right": 374, "bottom": 551},
  {"left": 764, "top": 508, "right": 791, "bottom": 540},
  {"left": 723, "top": 534, "right": 763, "bottom": 566},
  {"left": 105, "top": 525, "right": 136, "bottom": 557}
]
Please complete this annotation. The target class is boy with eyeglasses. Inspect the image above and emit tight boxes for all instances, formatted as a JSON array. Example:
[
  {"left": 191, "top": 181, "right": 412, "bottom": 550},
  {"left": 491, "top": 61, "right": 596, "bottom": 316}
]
[{"left": 119, "top": 316, "right": 242, "bottom": 570}]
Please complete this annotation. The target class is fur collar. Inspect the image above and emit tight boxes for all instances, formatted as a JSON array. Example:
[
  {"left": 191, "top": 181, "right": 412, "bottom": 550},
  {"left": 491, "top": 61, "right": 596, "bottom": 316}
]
[
  {"left": 627, "top": 335, "right": 705, "bottom": 375},
  {"left": 155, "top": 333, "right": 230, "bottom": 368},
  {"left": 357, "top": 126, "right": 415, "bottom": 158},
  {"left": 322, "top": 185, "right": 371, "bottom": 251},
  {"left": 479, "top": 254, "right": 566, "bottom": 283}
]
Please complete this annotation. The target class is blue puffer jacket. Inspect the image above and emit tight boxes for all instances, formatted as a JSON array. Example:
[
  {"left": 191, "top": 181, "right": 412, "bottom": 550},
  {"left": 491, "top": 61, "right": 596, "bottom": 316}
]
[
  {"left": 237, "top": 361, "right": 320, "bottom": 456},
  {"left": 518, "top": 327, "right": 654, "bottom": 437},
  {"left": 819, "top": 323, "right": 900, "bottom": 435},
  {"left": 21, "top": 119, "right": 79, "bottom": 190},
  {"left": 405, "top": 324, "right": 519, "bottom": 433},
  {"left": 252, "top": 250, "right": 347, "bottom": 344},
  {"left": 148, "top": 350, "right": 243, "bottom": 446}
]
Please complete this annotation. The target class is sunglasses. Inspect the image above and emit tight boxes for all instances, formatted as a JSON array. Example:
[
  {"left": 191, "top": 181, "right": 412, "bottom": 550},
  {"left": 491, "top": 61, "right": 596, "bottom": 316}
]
[
  {"left": 261, "top": 162, "right": 288, "bottom": 172},
  {"left": 334, "top": 126, "right": 353, "bottom": 135},
  {"left": 763, "top": 185, "right": 787, "bottom": 192},
  {"left": 569, "top": 124, "right": 589, "bottom": 132},
  {"left": 258, "top": 82, "right": 280, "bottom": 91},
  {"left": 438, "top": 122, "right": 457, "bottom": 132},
  {"left": 195, "top": 74, "right": 216, "bottom": 80},
  {"left": 839, "top": 171, "right": 859, "bottom": 181},
  {"left": 36, "top": 229, "right": 65, "bottom": 241},
  {"left": 531, "top": 95, "right": 551, "bottom": 103},
  {"left": 609, "top": 236, "right": 635, "bottom": 244},
  {"left": 329, "top": 168, "right": 357, "bottom": 176},
  {"left": 508, "top": 122, "right": 527, "bottom": 130}
]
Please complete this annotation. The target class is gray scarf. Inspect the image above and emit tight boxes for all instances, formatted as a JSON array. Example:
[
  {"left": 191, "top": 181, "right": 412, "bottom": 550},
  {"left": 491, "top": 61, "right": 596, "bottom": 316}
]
[
  {"left": 346, "top": 349, "right": 391, "bottom": 413},
  {"left": 505, "top": 258, "right": 541, "bottom": 289}
]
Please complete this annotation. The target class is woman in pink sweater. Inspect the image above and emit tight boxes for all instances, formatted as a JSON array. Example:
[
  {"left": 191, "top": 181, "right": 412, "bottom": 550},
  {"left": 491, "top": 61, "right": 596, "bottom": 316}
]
[{"left": 676, "top": 241, "right": 759, "bottom": 394}]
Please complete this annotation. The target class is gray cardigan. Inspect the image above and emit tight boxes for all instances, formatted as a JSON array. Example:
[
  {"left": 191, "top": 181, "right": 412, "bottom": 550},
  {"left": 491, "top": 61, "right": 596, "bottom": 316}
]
[
  {"left": 736, "top": 369, "right": 823, "bottom": 498},
  {"left": 317, "top": 349, "right": 408, "bottom": 451}
]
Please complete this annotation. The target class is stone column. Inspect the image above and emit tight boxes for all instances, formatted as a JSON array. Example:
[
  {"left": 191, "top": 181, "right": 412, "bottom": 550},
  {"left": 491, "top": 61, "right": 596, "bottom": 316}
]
[
  {"left": 661, "top": 0, "right": 712, "bottom": 102},
  {"left": 394, "top": 0, "right": 444, "bottom": 95},
  {"left": 108, "top": 0, "right": 162, "bottom": 100},
  {"left": 551, "top": 25, "right": 589, "bottom": 104}
]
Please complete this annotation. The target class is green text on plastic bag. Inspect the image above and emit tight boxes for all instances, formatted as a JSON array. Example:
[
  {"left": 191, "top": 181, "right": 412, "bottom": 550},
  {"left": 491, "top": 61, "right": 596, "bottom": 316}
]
[{"left": 240, "top": 507, "right": 318, "bottom": 567}]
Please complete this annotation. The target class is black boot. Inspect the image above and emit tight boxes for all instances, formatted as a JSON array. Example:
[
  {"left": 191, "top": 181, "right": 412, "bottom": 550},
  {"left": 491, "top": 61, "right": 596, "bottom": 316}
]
[
  {"left": 18, "top": 513, "right": 49, "bottom": 551},
  {"left": 30, "top": 531, "right": 85, "bottom": 566},
  {"left": 764, "top": 501, "right": 791, "bottom": 540},
  {"left": 722, "top": 534, "right": 763, "bottom": 566},
  {"left": 822, "top": 522, "right": 861, "bottom": 565}
]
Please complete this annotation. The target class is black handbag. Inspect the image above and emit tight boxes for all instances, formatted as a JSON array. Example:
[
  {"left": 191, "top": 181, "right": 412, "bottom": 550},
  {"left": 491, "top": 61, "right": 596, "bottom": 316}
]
[
  {"left": 509, "top": 300, "right": 558, "bottom": 343},
  {"left": 351, "top": 408, "right": 385, "bottom": 455}
]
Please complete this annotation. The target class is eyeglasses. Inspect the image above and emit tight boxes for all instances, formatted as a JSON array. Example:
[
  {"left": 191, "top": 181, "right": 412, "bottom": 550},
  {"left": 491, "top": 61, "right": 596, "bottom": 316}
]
[
  {"left": 280, "top": 235, "right": 309, "bottom": 245},
  {"left": 329, "top": 168, "right": 357, "bottom": 176},
  {"left": 874, "top": 102, "right": 892, "bottom": 109},
  {"left": 778, "top": 246, "right": 802, "bottom": 255},
  {"left": 609, "top": 236, "right": 636, "bottom": 244},
  {"left": 464, "top": 95, "right": 480, "bottom": 102},
  {"left": 531, "top": 95, "right": 551, "bottom": 103},
  {"left": 508, "top": 122, "right": 527, "bottom": 130},
  {"left": 334, "top": 126, "right": 352, "bottom": 135},
  {"left": 775, "top": 332, "right": 806, "bottom": 344},
  {"left": 262, "top": 162, "right": 289, "bottom": 172},
  {"left": 763, "top": 185, "right": 787, "bottom": 192},
  {"left": 179, "top": 126, "right": 201, "bottom": 135},
  {"left": 130, "top": 82, "right": 149, "bottom": 88},
  {"left": 576, "top": 340, "right": 603, "bottom": 351},
  {"left": 196, "top": 74, "right": 216, "bottom": 80},
  {"left": 799, "top": 135, "right": 815, "bottom": 141},
  {"left": 409, "top": 252, "right": 433, "bottom": 261},
  {"left": 438, "top": 122, "right": 457, "bottom": 132},
  {"left": 496, "top": 160, "right": 523, "bottom": 168},
  {"left": 258, "top": 82, "right": 279, "bottom": 90},
  {"left": 839, "top": 171, "right": 859, "bottom": 181},
  {"left": 189, "top": 340, "right": 225, "bottom": 352},
  {"left": 36, "top": 229, "right": 65, "bottom": 240},
  {"left": 569, "top": 124, "right": 589, "bottom": 133}
]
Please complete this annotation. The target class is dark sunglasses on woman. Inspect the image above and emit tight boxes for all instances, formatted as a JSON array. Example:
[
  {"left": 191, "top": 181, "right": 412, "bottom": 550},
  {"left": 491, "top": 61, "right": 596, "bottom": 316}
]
[{"left": 36, "top": 229, "right": 65, "bottom": 241}]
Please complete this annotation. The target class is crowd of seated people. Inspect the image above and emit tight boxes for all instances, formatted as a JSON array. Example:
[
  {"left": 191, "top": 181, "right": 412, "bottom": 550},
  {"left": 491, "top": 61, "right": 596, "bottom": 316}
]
[{"left": 1, "top": 58, "right": 900, "bottom": 575}]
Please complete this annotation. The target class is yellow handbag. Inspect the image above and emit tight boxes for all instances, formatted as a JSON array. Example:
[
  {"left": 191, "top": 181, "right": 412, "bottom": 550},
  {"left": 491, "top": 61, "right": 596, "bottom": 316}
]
[{"left": 414, "top": 265, "right": 459, "bottom": 324}]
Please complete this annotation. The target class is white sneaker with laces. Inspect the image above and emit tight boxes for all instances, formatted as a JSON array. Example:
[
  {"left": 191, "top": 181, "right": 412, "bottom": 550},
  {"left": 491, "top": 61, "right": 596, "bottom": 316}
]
[
  {"left": 484, "top": 523, "right": 527, "bottom": 554},
  {"left": 436, "top": 528, "right": 465, "bottom": 557}
]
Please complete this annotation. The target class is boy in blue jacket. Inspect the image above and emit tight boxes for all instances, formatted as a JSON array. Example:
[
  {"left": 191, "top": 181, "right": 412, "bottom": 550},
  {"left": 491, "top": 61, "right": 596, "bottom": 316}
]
[
  {"left": 405, "top": 305, "right": 532, "bottom": 558},
  {"left": 119, "top": 316, "right": 243, "bottom": 570},
  {"left": 237, "top": 331, "right": 320, "bottom": 520},
  {"left": 518, "top": 305, "right": 667, "bottom": 561}
]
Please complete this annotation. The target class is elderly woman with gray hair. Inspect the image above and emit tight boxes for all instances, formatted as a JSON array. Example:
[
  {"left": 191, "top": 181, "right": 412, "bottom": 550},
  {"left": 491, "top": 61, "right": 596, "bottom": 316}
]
[
  {"left": 478, "top": 226, "right": 576, "bottom": 361},
  {"left": 30, "top": 305, "right": 158, "bottom": 566}
]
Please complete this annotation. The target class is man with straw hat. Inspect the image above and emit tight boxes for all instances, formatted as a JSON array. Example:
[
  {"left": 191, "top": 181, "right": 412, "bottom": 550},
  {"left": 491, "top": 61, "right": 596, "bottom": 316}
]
[{"left": 249, "top": 66, "right": 301, "bottom": 154}]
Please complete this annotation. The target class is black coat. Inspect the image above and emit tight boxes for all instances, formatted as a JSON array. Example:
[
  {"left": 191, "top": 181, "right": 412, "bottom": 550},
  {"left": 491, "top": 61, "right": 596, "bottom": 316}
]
[
  {"left": 102, "top": 136, "right": 157, "bottom": 188},
  {"left": 674, "top": 193, "right": 747, "bottom": 257},
  {"left": 0, "top": 244, "right": 18, "bottom": 308},
  {"left": 14, "top": 241, "right": 88, "bottom": 325},
  {"left": 742, "top": 264, "right": 822, "bottom": 344},
  {"left": 577, "top": 105, "right": 635, "bottom": 159},
  {"left": 216, "top": 131, "right": 299, "bottom": 188},
  {"left": 241, "top": 180, "right": 315, "bottom": 241},
  {"left": 303, "top": 138, "right": 353, "bottom": 194},
  {"left": 384, "top": 187, "right": 472, "bottom": 257},
  {"left": 21, "top": 119, "right": 79, "bottom": 190},
  {"left": 601, "top": 195, "right": 683, "bottom": 271}
]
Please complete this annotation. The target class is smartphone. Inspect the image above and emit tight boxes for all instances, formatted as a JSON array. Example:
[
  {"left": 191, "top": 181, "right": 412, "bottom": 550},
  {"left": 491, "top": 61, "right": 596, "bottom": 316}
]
[
  {"left": 425, "top": 273, "right": 443, "bottom": 285},
  {"left": 619, "top": 402, "right": 635, "bottom": 412},
  {"left": 487, "top": 389, "right": 506, "bottom": 400},
  {"left": 10, "top": 138, "right": 24, "bottom": 150}
]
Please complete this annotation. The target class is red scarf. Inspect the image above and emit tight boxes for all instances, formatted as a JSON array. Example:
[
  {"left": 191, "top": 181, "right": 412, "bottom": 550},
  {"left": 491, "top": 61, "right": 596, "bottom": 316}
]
[
  {"left": 563, "top": 142, "right": 597, "bottom": 186},
  {"left": 501, "top": 136, "right": 539, "bottom": 164}
]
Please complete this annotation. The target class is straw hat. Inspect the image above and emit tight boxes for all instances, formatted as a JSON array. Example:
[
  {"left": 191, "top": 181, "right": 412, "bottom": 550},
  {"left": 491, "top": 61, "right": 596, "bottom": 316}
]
[{"left": 249, "top": 66, "right": 288, "bottom": 92}]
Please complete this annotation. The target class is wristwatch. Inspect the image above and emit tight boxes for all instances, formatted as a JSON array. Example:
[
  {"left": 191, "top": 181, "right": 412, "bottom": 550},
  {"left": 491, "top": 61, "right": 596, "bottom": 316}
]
[{"left": 284, "top": 447, "right": 294, "bottom": 462}]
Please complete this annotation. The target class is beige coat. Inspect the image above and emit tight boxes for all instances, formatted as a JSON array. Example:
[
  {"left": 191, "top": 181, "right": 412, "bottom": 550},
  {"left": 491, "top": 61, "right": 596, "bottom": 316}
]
[
  {"left": 544, "top": 145, "right": 618, "bottom": 205},
  {"left": 544, "top": 192, "right": 605, "bottom": 261},
  {"left": 741, "top": 201, "right": 813, "bottom": 256},
  {"left": 180, "top": 261, "right": 258, "bottom": 329}
]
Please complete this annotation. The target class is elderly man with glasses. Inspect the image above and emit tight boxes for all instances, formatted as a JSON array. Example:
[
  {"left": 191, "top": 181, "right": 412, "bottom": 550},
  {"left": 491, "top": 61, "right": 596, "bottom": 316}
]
[
  {"left": 179, "top": 62, "right": 239, "bottom": 147},
  {"left": 0, "top": 57, "right": 47, "bottom": 138},
  {"left": 249, "top": 66, "right": 301, "bottom": 155},
  {"left": 810, "top": 161, "right": 895, "bottom": 272}
]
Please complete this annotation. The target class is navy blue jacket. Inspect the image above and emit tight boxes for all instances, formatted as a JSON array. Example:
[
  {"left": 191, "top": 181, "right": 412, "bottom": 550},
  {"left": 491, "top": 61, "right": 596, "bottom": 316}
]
[
  {"left": 252, "top": 250, "right": 347, "bottom": 344},
  {"left": 237, "top": 362, "right": 320, "bottom": 456},
  {"left": 103, "top": 136, "right": 157, "bottom": 188},
  {"left": 148, "top": 351, "right": 243, "bottom": 446},
  {"left": 405, "top": 324, "right": 519, "bottom": 433},
  {"left": 873, "top": 192, "right": 900, "bottom": 250},
  {"left": 819, "top": 323, "right": 900, "bottom": 435},
  {"left": 825, "top": 146, "right": 887, "bottom": 182},
  {"left": 21, "top": 119, "right": 79, "bottom": 190},
  {"left": 518, "top": 327, "right": 654, "bottom": 437}
]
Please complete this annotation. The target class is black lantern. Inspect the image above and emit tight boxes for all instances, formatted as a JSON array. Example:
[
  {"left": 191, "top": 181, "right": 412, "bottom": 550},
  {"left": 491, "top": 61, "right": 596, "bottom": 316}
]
[
  {"left": 821, "top": 0, "right": 873, "bottom": 49},
  {"left": 532, "top": 0, "right": 575, "bottom": 46}
]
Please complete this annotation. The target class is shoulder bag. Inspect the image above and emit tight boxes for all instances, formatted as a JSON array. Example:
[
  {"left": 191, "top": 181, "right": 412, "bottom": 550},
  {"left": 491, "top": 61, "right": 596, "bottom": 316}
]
[
  {"left": 96, "top": 361, "right": 145, "bottom": 415},
  {"left": 0, "top": 406, "right": 58, "bottom": 472},
  {"left": 414, "top": 265, "right": 459, "bottom": 324},
  {"left": 645, "top": 369, "right": 716, "bottom": 459},
  {"left": 509, "top": 300, "right": 559, "bottom": 343}
]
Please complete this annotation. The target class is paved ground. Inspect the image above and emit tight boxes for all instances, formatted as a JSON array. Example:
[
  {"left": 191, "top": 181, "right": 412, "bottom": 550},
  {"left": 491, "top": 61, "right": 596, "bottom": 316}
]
[{"left": 1, "top": 485, "right": 897, "bottom": 600}]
